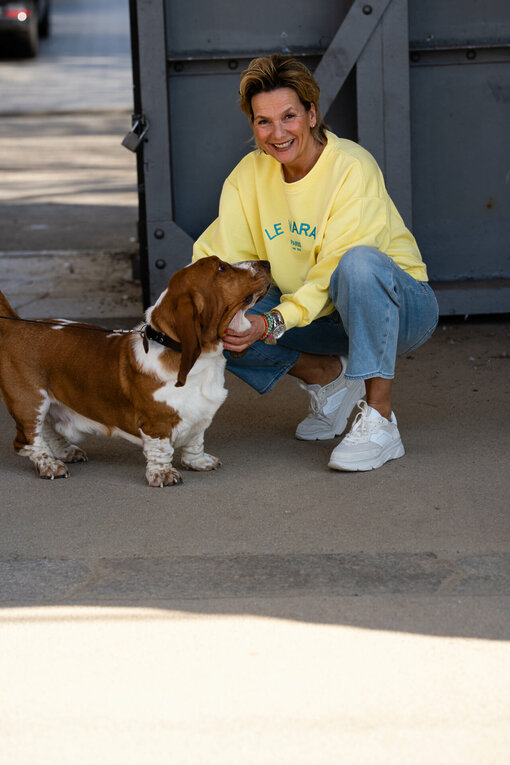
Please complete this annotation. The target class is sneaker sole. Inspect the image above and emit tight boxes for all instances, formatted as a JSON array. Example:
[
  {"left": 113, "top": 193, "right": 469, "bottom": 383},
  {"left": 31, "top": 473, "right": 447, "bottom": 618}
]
[
  {"left": 295, "top": 381, "right": 365, "bottom": 441},
  {"left": 328, "top": 440, "right": 405, "bottom": 471}
]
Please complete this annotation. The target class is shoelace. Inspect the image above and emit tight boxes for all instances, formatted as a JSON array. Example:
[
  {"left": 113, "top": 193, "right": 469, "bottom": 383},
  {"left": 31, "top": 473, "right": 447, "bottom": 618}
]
[
  {"left": 343, "top": 400, "right": 383, "bottom": 444},
  {"left": 298, "top": 382, "right": 330, "bottom": 420}
]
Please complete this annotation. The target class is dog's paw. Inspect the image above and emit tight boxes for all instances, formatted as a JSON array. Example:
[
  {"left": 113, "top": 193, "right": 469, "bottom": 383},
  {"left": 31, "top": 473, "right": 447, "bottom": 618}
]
[
  {"left": 36, "top": 458, "right": 70, "bottom": 480},
  {"left": 181, "top": 453, "right": 221, "bottom": 472},
  {"left": 60, "top": 445, "right": 88, "bottom": 463},
  {"left": 146, "top": 466, "right": 183, "bottom": 487}
]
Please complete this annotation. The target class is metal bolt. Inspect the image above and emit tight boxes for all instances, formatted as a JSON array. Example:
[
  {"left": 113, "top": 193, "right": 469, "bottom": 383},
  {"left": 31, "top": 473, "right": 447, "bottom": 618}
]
[
  {"left": 154, "top": 228, "right": 165, "bottom": 239},
  {"left": 362, "top": 4, "right": 373, "bottom": 14},
  {"left": 228, "top": 59, "right": 239, "bottom": 70},
  {"left": 466, "top": 49, "right": 476, "bottom": 60},
  {"left": 155, "top": 259, "right": 166, "bottom": 270}
]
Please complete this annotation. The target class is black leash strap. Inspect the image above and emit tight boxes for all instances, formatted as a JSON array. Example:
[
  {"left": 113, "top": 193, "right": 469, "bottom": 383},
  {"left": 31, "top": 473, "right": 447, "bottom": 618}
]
[
  {"left": 0, "top": 314, "right": 182, "bottom": 354},
  {"left": 0, "top": 314, "right": 137, "bottom": 335}
]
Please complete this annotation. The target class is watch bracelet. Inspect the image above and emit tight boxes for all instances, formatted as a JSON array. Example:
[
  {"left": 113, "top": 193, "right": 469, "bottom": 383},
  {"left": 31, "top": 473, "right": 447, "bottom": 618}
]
[{"left": 261, "top": 309, "right": 285, "bottom": 344}]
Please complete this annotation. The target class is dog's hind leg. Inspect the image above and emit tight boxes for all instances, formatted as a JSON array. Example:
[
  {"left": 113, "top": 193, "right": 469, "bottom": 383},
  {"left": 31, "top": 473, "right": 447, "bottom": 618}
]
[
  {"left": 18, "top": 434, "right": 70, "bottom": 479},
  {"left": 42, "top": 413, "right": 88, "bottom": 464},
  {"left": 6, "top": 389, "right": 70, "bottom": 479}
]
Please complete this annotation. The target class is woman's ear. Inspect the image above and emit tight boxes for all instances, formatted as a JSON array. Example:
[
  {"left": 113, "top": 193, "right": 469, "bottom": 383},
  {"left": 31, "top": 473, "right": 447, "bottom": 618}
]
[{"left": 309, "top": 103, "right": 317, "bottom": 128}]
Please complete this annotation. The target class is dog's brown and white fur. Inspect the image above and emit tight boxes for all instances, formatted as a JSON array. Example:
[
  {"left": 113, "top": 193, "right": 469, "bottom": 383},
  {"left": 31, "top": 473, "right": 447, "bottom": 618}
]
[{"left": 0, "top": 256, "right": 271, "bottom": 486}]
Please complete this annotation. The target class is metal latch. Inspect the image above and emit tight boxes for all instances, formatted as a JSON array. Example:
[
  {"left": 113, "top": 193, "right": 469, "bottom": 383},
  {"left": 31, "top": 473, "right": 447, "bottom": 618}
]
[{"left": 121, "top": 115, "right": 150, "bottom": 152}]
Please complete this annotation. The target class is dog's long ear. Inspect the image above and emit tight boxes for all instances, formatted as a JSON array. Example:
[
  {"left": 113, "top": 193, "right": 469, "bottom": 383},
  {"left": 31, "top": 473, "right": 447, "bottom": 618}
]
[{"left": 173, "top": 293, "right": 202, "bottom": 387}]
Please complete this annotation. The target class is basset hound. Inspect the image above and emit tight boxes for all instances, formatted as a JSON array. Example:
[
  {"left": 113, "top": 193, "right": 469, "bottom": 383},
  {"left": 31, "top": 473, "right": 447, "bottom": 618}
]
[{"left": 0, "top": 256, "right": 271, "bottom": 486}]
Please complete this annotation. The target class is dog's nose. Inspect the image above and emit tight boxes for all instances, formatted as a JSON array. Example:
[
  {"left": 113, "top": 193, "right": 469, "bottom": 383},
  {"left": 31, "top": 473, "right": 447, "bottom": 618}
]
[{"left": 261, "top": 261, "right": 271, "bottom": 270}]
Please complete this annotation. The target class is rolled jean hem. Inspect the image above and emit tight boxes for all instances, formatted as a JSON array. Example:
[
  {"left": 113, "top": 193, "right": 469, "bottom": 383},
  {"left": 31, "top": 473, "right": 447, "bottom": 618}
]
[{"left": 344, "top": 372, "right": 395, "bottom": 382}]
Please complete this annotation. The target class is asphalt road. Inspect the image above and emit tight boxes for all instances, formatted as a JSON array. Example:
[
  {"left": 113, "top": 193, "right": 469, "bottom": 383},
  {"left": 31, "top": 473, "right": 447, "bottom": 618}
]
[
  {"left": 0, "top": 0, "right": 132, "bottom": 114},
  {"left": 0, "top": 0, "right": 141, "bottom": 318}
]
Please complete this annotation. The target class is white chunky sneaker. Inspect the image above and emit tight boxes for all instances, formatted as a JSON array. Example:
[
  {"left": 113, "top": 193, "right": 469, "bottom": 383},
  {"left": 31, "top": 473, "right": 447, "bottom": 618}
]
[
  {"left": 328, "top": 400, "right": 405, "bottom": 471},
  {"left": 295, "top": 357, "right": 365, "bottom": 441}
]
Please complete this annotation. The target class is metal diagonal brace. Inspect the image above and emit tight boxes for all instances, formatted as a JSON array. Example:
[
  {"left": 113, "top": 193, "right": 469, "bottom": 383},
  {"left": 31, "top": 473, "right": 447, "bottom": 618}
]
[{"left": 313, "top": 0, "right": 393, "bottom": 115}]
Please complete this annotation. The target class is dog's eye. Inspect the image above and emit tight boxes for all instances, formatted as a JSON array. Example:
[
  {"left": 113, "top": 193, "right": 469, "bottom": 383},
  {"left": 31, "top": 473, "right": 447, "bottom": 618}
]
[
  {"left": 217, "top": 263, "right": 226, "bottom": 272},
  {"left": 243, "top": 294, "right": 253, "bottom": 303}
]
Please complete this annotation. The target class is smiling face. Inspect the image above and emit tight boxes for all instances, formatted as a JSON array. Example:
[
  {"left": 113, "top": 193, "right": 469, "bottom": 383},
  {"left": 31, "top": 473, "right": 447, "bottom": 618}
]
[{"left": 251, "top": 87, "right": 321, "bottom": 182}]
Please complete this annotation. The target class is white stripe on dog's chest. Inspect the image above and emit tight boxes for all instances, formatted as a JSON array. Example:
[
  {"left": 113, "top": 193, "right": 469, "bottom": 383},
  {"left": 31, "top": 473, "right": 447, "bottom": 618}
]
[{"left": 153, "top": 351, "right": 227, "bottom": 446}]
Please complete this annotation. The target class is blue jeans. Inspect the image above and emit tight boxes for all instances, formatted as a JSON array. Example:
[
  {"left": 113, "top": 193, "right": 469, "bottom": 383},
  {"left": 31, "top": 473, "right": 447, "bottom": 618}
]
[{"left": 225, "top": 246, "right": 439, "bottom": 394}]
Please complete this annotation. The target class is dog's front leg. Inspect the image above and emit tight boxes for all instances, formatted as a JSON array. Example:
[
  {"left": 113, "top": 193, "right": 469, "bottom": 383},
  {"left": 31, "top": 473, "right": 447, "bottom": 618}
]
[
  {"left": 141, "top": 431, "right": 182, "bottom": 487},
  {"left": 181, "top": 432, "right": 221, "bottom": 472}
]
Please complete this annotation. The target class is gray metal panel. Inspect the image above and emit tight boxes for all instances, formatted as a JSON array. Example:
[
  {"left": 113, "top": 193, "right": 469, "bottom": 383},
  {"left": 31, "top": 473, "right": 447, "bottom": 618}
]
[
  {"left": 165, "top": 0, "right": 352, "bottom": 55},
  {"left": 167, "top": 66, "right": 253, "bottom": 241},
  {"left": 409, "top": 0, "right": 510, "bottom": 46},
  {"left": 313, "top": 0, "right": 392, "bottom": 114},
  {"left": 135, "top": 0, "right": 194, "bottom": 304},
  {"left": 410, "top": 57, "right": 510, "bottom": 282},
  {"left": 432, "top": 281, "right": 510, "bottom": 316},
  {"left": 407, "top": 0, "right": 510, "bottom": 313},
  {"left": 356, "top": 0, "right": 413, "bottom": 227}
]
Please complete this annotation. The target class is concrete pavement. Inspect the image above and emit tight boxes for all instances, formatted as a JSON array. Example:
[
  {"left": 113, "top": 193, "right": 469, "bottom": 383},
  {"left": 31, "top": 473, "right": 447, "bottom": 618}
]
[
  {"left": 1, "top": 316, "right": 510, "bottom": 763},
  {"left": 0, "top": 112, "right": 142, "bottom": 320}
]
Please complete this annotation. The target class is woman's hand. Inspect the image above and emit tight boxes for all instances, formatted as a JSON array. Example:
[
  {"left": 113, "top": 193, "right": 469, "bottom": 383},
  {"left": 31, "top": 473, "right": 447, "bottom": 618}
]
[{"left": 223, "top": 314, "right": 266, "bottom": 352}]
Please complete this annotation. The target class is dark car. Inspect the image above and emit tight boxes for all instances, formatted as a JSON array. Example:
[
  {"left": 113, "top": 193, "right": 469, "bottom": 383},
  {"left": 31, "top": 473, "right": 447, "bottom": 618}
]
[{"left": 0, "top": 0, "right": 51, "bottom": 57}]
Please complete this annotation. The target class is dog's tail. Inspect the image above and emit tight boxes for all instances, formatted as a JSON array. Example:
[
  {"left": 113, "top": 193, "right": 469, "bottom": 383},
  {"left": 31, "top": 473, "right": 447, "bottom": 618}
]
[{"left": 0, "top": 291, "right": 19, "bottom": 323}]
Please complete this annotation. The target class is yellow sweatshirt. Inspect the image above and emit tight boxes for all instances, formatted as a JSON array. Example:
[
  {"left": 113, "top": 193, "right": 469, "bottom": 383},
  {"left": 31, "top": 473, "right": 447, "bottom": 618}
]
[{"left": 193, "top": 131, "right": 427, "bottom": 330}]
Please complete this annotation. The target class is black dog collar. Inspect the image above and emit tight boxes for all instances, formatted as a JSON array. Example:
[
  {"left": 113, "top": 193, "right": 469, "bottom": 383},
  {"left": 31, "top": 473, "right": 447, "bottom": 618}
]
[{"left": 142, "top": 324, "right": 182, "bottom": 354}]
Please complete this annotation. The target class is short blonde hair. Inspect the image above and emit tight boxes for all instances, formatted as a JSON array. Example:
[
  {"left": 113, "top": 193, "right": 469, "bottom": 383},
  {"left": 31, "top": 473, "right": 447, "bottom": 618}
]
[{"left": 239, "top": 54, "right": 327, "bottom": 145}]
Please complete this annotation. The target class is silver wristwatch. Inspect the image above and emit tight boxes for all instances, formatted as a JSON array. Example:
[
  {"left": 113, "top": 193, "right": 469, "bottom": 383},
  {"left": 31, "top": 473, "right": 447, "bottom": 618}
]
[{"left": 265, "top": 309, "right": 286, "bottom": 344}]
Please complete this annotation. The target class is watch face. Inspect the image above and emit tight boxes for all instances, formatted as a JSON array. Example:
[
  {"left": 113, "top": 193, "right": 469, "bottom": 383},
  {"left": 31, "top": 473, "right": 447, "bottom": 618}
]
[{"left": 273, "top": 324, "right": 285, "bottom": 339}]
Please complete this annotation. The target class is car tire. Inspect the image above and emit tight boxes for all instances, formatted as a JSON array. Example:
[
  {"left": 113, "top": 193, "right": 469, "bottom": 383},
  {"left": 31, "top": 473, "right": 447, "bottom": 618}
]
[{"left": 39, "top": 0, "right": 50, "bottom": 38}]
